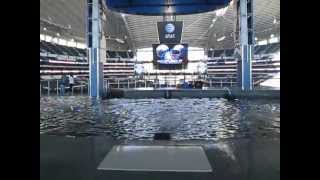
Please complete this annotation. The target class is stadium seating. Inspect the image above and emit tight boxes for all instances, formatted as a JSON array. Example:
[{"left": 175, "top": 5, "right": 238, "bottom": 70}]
[
  {"left": 40, "top": 40, "right": 279, "bottom": 87},
  {"left": 207, "top": 50, "right": 213, "bottom": 58},
  {"left": 128, "top": 51, "right": 134, "bottom": 58},
  {"left": 213, "top": 49, "right": 224, "bottom": 57},
  {"left": 210, "top": 42, "right": 280, "bottom": 59},
  {"left": 40, "top": 40, "right": 87, "bottom": 59},
  {"left": 106, "top": 51, "right": 117, "bottom": 58},
  {"left": 225, "top": 49, "right": 234, "bottom": 57},
  {"left": 207, "top": 42, "right": 280, "bottom": 87},
  {"left": 40, "top": 41, "right": 135, "bottom": 79}
]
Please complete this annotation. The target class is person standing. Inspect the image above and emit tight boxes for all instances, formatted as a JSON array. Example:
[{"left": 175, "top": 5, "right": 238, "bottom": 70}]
[
  {"left": 69, "top": 75, "right": 74, "bottom": 92},
  {"left": 60, "top": 75, "right": 68, "bottom": 96}
]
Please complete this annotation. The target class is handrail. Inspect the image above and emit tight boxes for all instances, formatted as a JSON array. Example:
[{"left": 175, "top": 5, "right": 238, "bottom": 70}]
[{"left": 40, "top": 76, "right": 279, "bottom": 96}]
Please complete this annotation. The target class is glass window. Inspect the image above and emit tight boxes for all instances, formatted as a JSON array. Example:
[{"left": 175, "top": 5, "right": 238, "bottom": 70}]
[
  {"left": 258, "top": 40, "right": 268, "bottom": 45},
  {"left": 137, "top": 48, "right": 153, "bottom": 61},
  {"left": 68, "top": 40, "right": 76, "bottom": 47},
  {"left": 269, "top": 37, "right": 279, "bottom": 43},
  {"left": 52, "top": 37, "right": 58, "bottom": 43},
  {"left": 40, "top": 34, "right": 45, "bottom": 40},
  {"left": 45, "top": 35, "right": 52, "bottom": 42},
  {"left": 188, "top": 47, "right": 204, "bottom": 60},
  {"left": 59, "top": 39, "right": 67, "bottom": 46},
  {"left": 76, "top": 43, "right": 86, "bottom": 49}
]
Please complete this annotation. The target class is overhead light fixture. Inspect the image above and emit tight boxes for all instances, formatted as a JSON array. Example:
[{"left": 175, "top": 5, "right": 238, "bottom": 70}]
[
  {"left": 115, "top": 38, "right": 125, "bottom": 44},
  {"left": 269, "top": 37, "right": 279, "bottom": 43},
  {"left": 212, "top": 17, "right": 217, "bottom": 23},
  {"left": 128, "top": 49, "right": 132, "bottom": 52},
  {"left": 165, "top": 6, "right": 174, "bottom": 14},
  {"left": 217, "top": 36, "right": 226, "bottom": 42},
  {"left": 106, "top": 36, "right": 125, "bottom": 44},
  {"left": 209, "top": 18, "right": 217, "bottom": 29},
  {"left": 43, "top": 27, "right": 47, "bottom": 31},
  {"left": 56, "top": 33, "right": 60, "bottom": 37},
  {"left": 215, "top": 6, "right": 228, "bottom": 17},
  {"left": 258, "top": 40, "right": 268, "bottom": 45}
]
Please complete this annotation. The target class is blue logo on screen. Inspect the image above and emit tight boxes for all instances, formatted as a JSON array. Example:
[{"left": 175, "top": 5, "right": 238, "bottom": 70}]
[{"left": 165, "top": 23, "right": 175, "bottom": 33}]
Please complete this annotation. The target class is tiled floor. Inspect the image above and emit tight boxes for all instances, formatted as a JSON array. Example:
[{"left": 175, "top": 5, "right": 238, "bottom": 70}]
[{"left": 40, "top": 135, "right": 280, "bottom": 180}]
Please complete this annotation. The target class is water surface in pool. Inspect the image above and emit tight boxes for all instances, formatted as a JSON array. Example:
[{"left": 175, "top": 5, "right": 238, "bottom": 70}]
[{"left": 40, "top": 96, "right": 280, "bottom": 140}]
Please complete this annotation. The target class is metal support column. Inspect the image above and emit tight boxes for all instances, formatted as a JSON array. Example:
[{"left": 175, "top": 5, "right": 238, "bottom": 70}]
[
  {"left": 47, "top": 81, "right": 50, "bottom": 96},
  {"left": 236, "top": 0, "right": 253, "bottom": 91},
  {"left": 56, "top": 80, "right": 59, "bottom": 95},
  {"left": 87, "top": 0, "right": 105, "bottom": 98}
]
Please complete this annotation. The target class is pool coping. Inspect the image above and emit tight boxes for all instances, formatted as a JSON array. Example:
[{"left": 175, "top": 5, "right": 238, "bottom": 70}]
[{"left": 107, "top": 88, "right": 280, "bottom": 99}]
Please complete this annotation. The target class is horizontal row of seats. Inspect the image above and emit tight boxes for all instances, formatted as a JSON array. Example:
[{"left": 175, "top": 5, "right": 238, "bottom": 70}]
[
  {"left": 40, "top": 41, "right": 134, "bottom": 61},
  {"left": 106, "top": 51, "right": 134, "bottom": 59},
  {"left": 40, "top": 58, "right": 135, "bottom": 79},
  {"left": 256, "top": 43, "right": 280, "bottom": 54},
  {"left": 104, "top": 60, "right": 134, "bottom": 78},
  {"left": 40, "top": 56, "right": 56, "bottom": 61},
  {"left": 207, "top": 56, "right": 280, "bottom": 86},
  {"left": 208, "top": 49, "right": 234, "bottom": 57},
  {"left": 208, "top": 42, "right": 280, "bottom": 57},
  {"left": 40, "top": 40, "right": 86, "bottom": 57},
  {"left": 40, "top": 56, "right": 86, "bottom": 63}
]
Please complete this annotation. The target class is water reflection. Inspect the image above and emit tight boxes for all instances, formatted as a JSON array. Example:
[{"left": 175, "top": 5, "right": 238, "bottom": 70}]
[
  {"left": 206, "top": 142, "right": 237, "bottom": 161},
  {"left": 40, "top": 97, "right": 280, "bottom": 140}
]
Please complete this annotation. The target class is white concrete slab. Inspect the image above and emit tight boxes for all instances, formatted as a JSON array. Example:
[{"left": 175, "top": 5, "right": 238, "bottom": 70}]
[{"left": 97, "top": 145, "right": 212, "bottom": 172}]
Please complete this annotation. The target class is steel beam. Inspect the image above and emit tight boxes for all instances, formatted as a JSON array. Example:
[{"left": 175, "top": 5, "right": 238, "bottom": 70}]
[
  {"left": 238, "top": 0, "right": 253, "bottom": 91},
  {"left": 87, "top": 0, "right": 105, "bottom": 98}
]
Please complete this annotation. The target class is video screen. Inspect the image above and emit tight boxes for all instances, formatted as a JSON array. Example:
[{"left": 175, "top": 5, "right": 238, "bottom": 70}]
[{"left": 153, "top": 44, "right": 188, "bottom": 64}]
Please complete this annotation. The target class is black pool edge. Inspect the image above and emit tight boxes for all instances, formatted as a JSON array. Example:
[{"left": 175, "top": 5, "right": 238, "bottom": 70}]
[{"left": 106, "top": 88, "right": 280, "bottom": 99}]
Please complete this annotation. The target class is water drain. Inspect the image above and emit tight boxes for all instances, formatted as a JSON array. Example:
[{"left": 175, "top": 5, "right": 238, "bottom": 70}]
[{"left": 154, "top": 132, "right": 171, "bottom": 140}]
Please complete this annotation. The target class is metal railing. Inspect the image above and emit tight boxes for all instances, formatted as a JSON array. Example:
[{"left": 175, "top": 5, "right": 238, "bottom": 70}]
[
  {"left": 104, "top": 78, "right": 237, "bottom": 89},
  {"left": 104, "top": 77, "right": 280, "bottom": 89},
  {"left": 40, "top": 79, "right": 89, "bottom": 96},
  {"left": 40, "top": 76, "right": 280, "bottom": 96}
]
